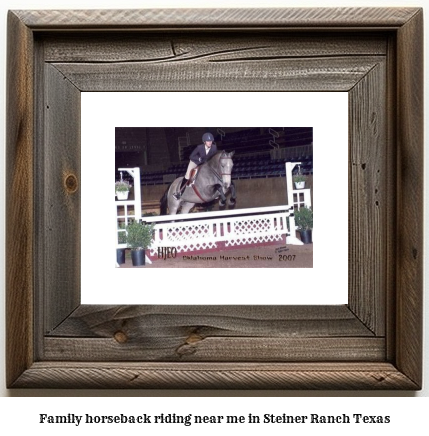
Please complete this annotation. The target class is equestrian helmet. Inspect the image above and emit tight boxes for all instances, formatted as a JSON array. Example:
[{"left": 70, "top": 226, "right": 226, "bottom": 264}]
[{"left": 202, "top": 132, "right": 214, "bottom": 142}]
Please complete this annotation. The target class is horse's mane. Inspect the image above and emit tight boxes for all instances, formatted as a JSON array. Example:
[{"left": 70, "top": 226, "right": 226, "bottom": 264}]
[
  {"left": 207, "top": 150, "right": 225, "bottom": 168},
  {"left": 210, "top": 151, "right": 224, "bottom": 159}
]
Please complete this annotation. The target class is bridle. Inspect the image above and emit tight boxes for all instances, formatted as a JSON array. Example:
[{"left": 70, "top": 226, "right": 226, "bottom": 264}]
[{"left": 210, "top": 156, "right": 233, "bottom": 182}]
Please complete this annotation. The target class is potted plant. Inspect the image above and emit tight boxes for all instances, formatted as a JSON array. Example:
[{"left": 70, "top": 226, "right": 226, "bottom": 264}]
[
  {"left": 115, "top": 179, "right": 131, "bottom": 200},
  {"left": 125, "top": 220, "right": 155, "bottom": 266},
  {"left": 294, "top": 206, "right": 313, "bottom": 244},
  {"left": 293, "top": 174, "right": 307, "bottom": 190},
  {"left": 116, "top": 222, "right": 127, "bottom": 265}
]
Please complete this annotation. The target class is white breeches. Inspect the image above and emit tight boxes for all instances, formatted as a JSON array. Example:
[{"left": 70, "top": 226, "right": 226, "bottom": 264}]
[{"left": 185, "top": 161, "right": 198, "bottom": 179}]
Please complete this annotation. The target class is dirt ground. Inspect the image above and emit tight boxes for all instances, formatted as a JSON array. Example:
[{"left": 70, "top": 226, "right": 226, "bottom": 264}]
[{"left": 119, "top": 239, "right": 313, "bottom": 268}]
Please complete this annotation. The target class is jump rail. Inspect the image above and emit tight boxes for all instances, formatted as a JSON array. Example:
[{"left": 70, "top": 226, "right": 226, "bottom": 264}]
[{"left": 141, "top": 205, "right": 302, "bottom": 256}]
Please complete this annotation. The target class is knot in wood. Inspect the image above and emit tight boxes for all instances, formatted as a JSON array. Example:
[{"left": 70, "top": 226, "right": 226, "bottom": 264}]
[
  {"left": 114, "top": 331, "right": 128, "bottom": 343},
  {"left": 186, "top": 333, "right": 203, "bottom": 344},
  {"left": 64, "top": 174, "right": 78, "bottom": 193}
]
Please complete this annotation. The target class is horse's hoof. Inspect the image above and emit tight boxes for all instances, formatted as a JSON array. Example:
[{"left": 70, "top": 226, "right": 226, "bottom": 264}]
[
  {"left": 229, "top": 198, "right": 236, "bottom": 206},
  {"left": 219, "top": 200, "right": 226, "bottom": 207}
]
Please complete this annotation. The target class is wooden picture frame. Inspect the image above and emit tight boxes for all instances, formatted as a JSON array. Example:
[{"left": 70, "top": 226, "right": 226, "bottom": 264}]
[{"left": 6, "top": 8, "right": 423, "bottom": 389}]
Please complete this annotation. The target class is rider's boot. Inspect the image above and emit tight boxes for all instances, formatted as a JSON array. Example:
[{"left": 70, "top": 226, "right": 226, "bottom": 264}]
[{"left": 173, "top": 177, "right": 187, "bottom": 200}]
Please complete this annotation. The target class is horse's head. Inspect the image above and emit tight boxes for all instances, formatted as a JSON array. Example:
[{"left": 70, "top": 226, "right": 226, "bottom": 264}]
[{"left": 219, "top": 150, "right": 235, "bottom": 190}]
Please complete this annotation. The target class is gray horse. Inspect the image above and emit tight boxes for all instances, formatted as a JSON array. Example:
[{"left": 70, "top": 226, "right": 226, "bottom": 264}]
[{"left": 160, "top": 151, "right": 236, "bottom": 215}]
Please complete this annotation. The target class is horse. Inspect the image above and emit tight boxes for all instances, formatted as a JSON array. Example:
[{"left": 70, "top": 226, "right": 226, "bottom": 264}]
[{"left": 160, "top": 150, "right": 236, "bottom": 215}]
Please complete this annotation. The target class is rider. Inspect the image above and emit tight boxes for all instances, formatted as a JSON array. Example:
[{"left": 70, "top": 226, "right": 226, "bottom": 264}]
[{"left": 173, "top": 132, "right": 218, "bottom": 199}]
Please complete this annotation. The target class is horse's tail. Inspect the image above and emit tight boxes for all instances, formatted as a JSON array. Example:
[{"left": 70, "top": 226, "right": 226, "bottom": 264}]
[{"left": 160, "top": 185, "right": 170, "bottom": 215}]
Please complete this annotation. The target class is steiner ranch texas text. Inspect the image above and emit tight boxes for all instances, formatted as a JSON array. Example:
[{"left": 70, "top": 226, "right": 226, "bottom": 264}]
[
  {"left": 39, "top": 413, "right": 390, "bottom": 426},
  {"left": 262, "top": 414, "right": 390, "bottom": 424}
]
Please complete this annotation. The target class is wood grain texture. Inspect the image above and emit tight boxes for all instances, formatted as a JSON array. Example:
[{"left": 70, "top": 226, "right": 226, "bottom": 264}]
[
  {"left": 52, "top": 56, "right": 383, "bottom": 92},
  {"left": 14, "top": 8, "right": 420, "bottom": 29},
  {"left": 348, "top": 62, "right": 386, "bottom": 335},
  {"left": 42, "top": 33, "right": 388, "bottom": 63},
  {"left": 5, "top": 11, "right": 35, "bottom": 388},
  {"left": 44, "top": 337, "right": 385, "bottom": 362},
  {"left": 6, "top": 8, "right": 423, "bottom": 390},
  {"left": 395, "top": 9, "right": 424, "bottom": 388},
  {"left": 384, "top": 34, "right": 398, "bottom": 364},
  {"left": 47, "top": 305, "right": 374, "bottom": 338},
  {"left": 43, "top": 64, "right": 81, "bottom": 333},
  {"left": 11, "top": 362, "right": 419, "bottom": 390},
  {"left": 44, "top": 305, "right": 380, "bottom": 362}
]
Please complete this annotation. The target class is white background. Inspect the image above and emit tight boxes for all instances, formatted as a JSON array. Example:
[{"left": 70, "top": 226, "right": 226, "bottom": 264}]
[
  {"left": 0, "top": 0, "right": 428, "bottom": 425},
  {"left": 81, "top": 92, "right": 348, "bottom": 305}
]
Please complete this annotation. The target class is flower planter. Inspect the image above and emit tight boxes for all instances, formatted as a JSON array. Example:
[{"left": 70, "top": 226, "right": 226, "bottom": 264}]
[
  {"left": 116, "top": 248, "right": 126, "bottom": 265},
  {"left": 299, "top": 229, "right": 312, "bottom": 244},
  {"left": 116, "top": 190, "right": 129, "bottom": 200},
  {"left": 131, "top": 249, "right": 146, "bottom": 266},
  {"left": 294, "top": 181, "right": 305, "bottom": 190}
]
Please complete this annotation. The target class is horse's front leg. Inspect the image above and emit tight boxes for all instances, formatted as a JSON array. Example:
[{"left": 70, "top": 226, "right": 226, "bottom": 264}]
[
  {"left": 215, "top": 184, "right": 227, "bottom": 207},
  {"left": 228, "top": 181, "right": 236, "bottom": 207}
]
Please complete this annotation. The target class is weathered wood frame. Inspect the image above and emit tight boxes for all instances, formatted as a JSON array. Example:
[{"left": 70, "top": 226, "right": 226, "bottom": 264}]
[{"left": 6, "top": 8, "right": 423, "bottom": 389}]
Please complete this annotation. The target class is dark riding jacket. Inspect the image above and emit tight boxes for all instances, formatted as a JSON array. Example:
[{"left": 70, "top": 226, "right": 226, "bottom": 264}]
[{"left": 190, "top": 143, "right": 218, "bottom": 165}]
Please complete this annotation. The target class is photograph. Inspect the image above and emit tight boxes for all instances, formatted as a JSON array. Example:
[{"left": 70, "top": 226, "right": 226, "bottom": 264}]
[{"left": 114, "top": 127, "right": 313, "bottom": 268}]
